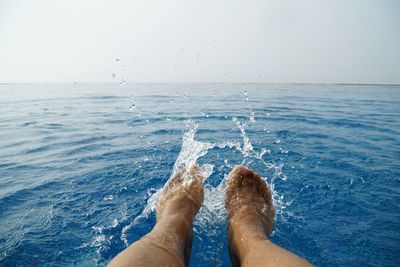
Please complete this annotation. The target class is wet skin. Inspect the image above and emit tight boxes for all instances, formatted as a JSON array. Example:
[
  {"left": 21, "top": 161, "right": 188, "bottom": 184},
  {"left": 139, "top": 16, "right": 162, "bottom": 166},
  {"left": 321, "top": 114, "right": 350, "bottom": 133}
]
[
  {"left": 108, "top": 166, "right": 203, "bottom": 266},
  {"left": 226, "top": 165, "right": 312, "bottom": 267},
  {"left": 108, "top": 165, "right": 312, "bottom": 267}
]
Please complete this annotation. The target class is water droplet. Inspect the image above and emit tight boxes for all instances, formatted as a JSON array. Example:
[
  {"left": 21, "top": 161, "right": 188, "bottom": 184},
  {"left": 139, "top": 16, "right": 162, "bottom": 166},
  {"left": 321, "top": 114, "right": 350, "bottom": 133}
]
[
  {"left": 104, "top": 195, "right": 113, "bottom": 201},
  {"left": 279, "top": 147, "right": 288, "bottom": 154},
  {"left": 250, "top": 112, "right": 256, "bottom": 123},
  {"left": 129, "top": 104, "right": 136, "bottom": 111},
  {"left": 115, "top": 58, "right": 120, "bottom": 62},
  {"left": 111, "top": 219, "right": 118, "bottom": 227}
]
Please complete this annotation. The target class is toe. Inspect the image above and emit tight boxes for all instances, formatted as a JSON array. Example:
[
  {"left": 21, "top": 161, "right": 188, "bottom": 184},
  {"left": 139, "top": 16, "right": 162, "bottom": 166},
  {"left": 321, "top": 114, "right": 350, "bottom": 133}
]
[
  {"left": 189, "top": 164, "right": 200, "bottom": 176},
  {"left": 251, "top": 172, "right": 262, "bottom": 192},
  {"left": 261, "top": 183, "right": 273, "bottom": 204},
  {"left": 242, "top": 173, "right": 254, "bottom": 187},
  {"left": 231, "top": 165, "right": 251, "bottom": 176},
  {"left": 229, "top": 172, "right": 243, "bottom": 187},
  {"left": 171, "top": 171, "right": 184, "bottom": 183}
]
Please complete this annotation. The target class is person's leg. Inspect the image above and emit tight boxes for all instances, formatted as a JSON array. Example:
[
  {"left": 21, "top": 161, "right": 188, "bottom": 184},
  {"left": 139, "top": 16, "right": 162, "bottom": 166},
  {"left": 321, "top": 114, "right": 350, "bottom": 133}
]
[
  {"left": 108, "top": 166, "right": 204, "bottom": 267},
  {"left": 226, "top": 165, "right": 313, "bottom": 267}
]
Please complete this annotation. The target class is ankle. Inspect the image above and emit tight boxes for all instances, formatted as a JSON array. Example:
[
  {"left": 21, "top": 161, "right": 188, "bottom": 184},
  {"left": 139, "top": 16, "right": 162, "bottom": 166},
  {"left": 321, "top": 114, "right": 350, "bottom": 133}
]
[
  {"left": 159, "top": 195, "right": 199, "bottom": 221},
  {"left": 158, "top": 214, "right": 192, "bottom": 232},
  {"left": 232, "top": 214, "right": 267, "bottom": 237},
  {"left": 229, "top": 216, "right": 268, "bottom": 258},
  {"left": 147, "top": 213, "right": 193, "bottom": 264},
  {"left": 155, "top": 207, "right": 195, "bottom": 244}
]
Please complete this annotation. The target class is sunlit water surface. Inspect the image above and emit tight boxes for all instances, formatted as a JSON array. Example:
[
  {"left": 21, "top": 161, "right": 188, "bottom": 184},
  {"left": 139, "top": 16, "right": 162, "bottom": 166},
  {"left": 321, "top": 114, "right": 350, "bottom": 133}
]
[{"left": 0, "top": 84, "right": 399, "bottom": 266}]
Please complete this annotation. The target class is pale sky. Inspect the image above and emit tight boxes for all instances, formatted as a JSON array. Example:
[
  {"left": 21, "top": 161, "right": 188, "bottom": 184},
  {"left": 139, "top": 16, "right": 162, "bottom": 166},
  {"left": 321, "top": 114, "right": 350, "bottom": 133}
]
[{"left": 0, "top": 0, "right": 399, "bottom": 84}]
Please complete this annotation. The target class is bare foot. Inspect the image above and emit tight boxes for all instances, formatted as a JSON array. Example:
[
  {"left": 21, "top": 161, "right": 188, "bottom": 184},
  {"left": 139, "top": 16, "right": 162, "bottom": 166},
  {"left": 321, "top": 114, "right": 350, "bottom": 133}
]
[
  {"left": 108, "top": 166, "right": 205, "bottom": 267},
  {"left": 157, "top": 165, "right": 204, "bottom": 222},
  {"left": 225, "top": 165, "right": 275, "bottom": 266},
  {"left": 226, "top": 165, "right": 312, "bottom": 267},
  {"left": 154, "top": 165, "right": 205, "bottom": 265}
]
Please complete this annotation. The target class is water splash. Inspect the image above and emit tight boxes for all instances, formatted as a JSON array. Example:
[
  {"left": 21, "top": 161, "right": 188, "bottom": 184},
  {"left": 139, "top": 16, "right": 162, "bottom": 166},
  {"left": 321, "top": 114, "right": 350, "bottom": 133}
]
[
  {"left": 128, "top": 117, "right": 289, "bottom": 240},
  {"left": 173, "top": 120, "right": 215, "bottom": 174},
  {"left": 119, "top": 79, "right": 127, "bottom": 86},
  {"left": 120, "top": 188, "right": 161, "bottom": 246},
  {"left": 128, "top": 96, "right": 142, "bottom": 117},
  {"left": 233, "top": 117, "right": 253, "bottom": 158},
  {"left": 243, "top": 90, "right": 256, "bottom": 123}
]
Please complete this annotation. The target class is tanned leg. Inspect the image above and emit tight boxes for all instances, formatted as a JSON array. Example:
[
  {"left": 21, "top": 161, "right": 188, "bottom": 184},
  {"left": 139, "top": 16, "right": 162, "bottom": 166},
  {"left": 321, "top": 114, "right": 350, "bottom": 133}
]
[
  {"left": 108, "top": 166, "right": 204, "bottom": 267},
  {"left": 226, "top": 165, "right": 313, "bottom": 267}
]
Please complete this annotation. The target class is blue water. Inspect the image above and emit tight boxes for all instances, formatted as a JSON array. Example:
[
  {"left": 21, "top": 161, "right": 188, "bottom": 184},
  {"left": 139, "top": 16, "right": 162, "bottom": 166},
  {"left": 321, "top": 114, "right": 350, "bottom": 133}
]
[{"left": 0, "top": 84, "right": 399, "bottom": 266}]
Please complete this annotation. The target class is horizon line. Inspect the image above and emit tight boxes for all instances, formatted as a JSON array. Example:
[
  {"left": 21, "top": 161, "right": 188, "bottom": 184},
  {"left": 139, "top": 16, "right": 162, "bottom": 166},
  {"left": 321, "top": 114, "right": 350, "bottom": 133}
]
[{"left": 1, "top": 82, "right": 400, "bottom": 86}]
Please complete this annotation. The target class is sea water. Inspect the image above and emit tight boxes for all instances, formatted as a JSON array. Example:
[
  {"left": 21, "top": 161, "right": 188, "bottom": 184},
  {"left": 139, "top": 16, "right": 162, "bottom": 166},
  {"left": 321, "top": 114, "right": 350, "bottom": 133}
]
[{"left": 0, "top": 84, "right": 399, "bottom": 266}]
